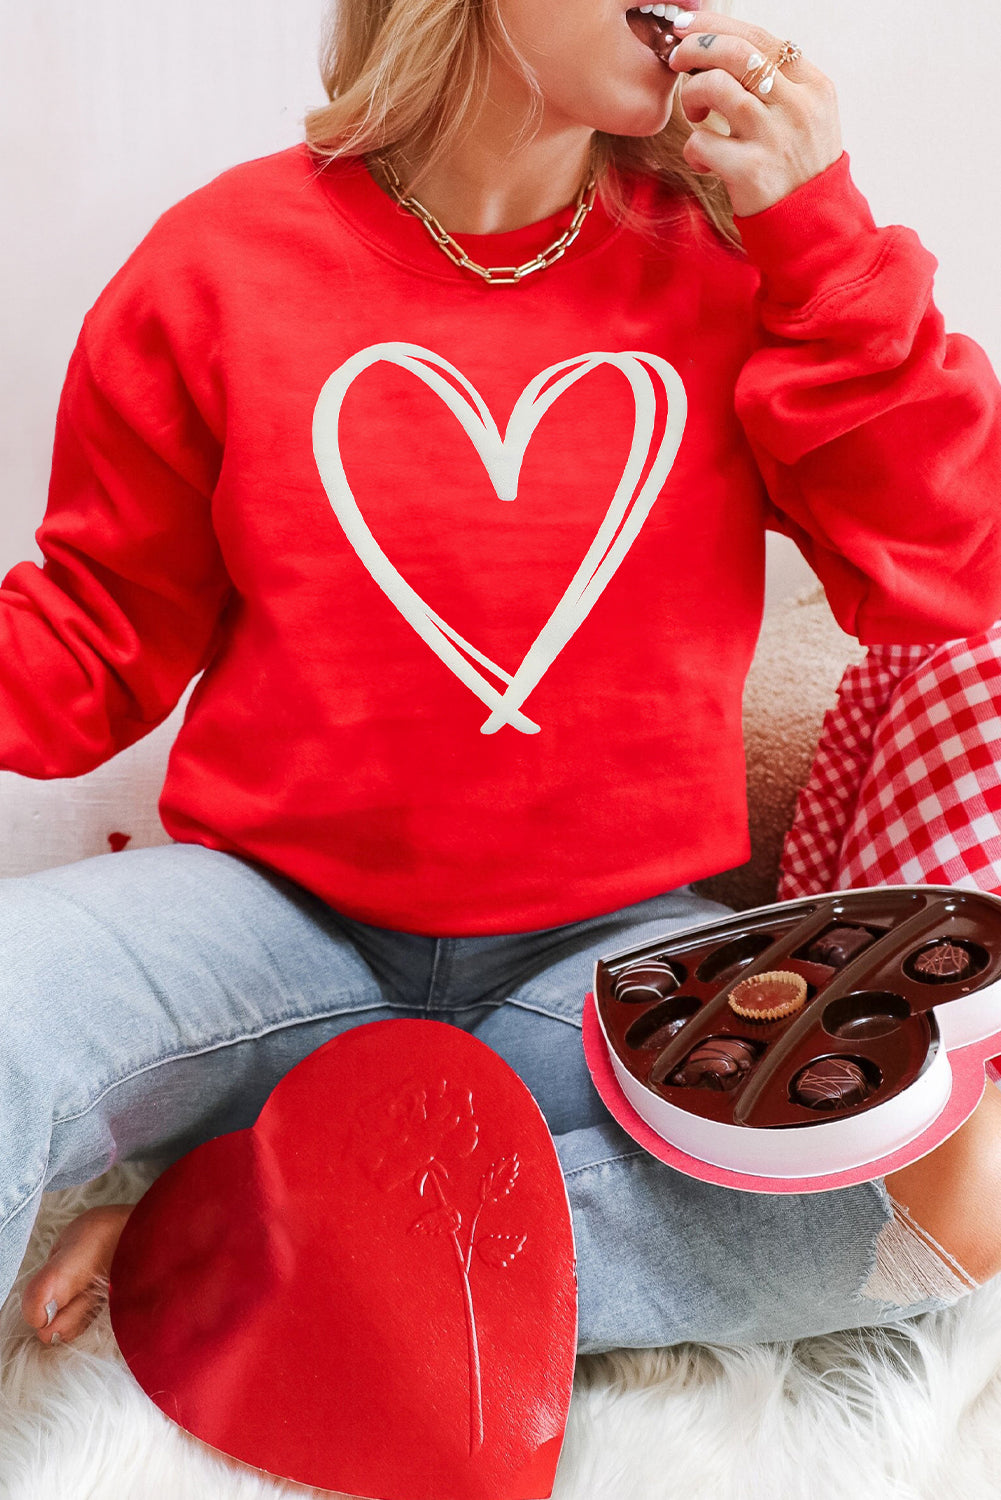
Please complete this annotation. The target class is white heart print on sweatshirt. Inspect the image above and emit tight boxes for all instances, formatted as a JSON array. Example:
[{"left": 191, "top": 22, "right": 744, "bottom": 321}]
[{"left": 312, "top": 344, "right": 687, "bottom": 735}]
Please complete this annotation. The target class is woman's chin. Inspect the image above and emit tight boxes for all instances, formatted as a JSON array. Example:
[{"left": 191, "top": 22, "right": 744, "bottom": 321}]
[
  {"left": 586, "top": 64, "right": 679, "bottom": 138},
  {"left": 538, "top": 50, "right": 678, "bottom": 141},
  {"left": 590, "top": 95, "right": 677, "bottom": 140}
]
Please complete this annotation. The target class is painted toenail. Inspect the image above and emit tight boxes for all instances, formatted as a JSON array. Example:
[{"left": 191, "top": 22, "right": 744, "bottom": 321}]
[
  {"left": 45, "top": 1299, "right": 59, "bottom": 1326},
  {"left": 49, "top": 1332, "right": 62, "bottom": 1346}
]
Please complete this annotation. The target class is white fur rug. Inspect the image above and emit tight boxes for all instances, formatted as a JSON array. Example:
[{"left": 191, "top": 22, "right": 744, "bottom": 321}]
[{"left": 3, "top": 1167, "right": 1001, "bottom": 1500}]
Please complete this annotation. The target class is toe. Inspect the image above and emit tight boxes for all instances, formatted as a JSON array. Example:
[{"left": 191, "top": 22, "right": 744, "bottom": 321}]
[
  {"left": 22, "top": 1262, "right": 92, "bottom": 1336},
  {"left": 43, "top": 1288, "right": 105, "bottom": 1346},
  {"left": 21, "top": 1265, "right": 73, "bottom": 1332},
  {"left": 20, "top": 1203, "right": 133, "bottom": 1336}
]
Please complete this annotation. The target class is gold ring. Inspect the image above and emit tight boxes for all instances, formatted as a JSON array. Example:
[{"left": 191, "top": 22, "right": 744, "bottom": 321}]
[
  {"left": 738, "top": 50, "right": 779, "bottom": 98},
  {"left": 776, "top": 40, "right": 803, "bottom": 69}
]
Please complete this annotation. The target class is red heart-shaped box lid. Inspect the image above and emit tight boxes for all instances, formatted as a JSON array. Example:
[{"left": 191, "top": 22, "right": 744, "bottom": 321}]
[{"left": 109, "top": 1020, "right": 577, "bottom": 1499}]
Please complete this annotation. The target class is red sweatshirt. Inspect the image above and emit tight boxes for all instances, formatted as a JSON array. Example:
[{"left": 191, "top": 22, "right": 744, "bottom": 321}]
[{"left": 3, "top": 148, "right": 1001, "bottom": 933}]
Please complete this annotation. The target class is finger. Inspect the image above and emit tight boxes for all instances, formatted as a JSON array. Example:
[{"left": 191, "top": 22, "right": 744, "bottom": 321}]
[
  {"left": 682, "top": 126, "right": 766, "bottom": 185},
  {"left": 670, "top": 31, "right": 784, "bottom": 94},
  {"left": 672, "top": 9, "right": 779, "bottom": 51},
  {"left": 682, "top": 128, "right": 797, "bottom": 215},
  {"left": 679, "top": 70, "right": 770, "bottom": 138},
  {"left": 671, "top": 12, "right": 814, "bottom": 84}
]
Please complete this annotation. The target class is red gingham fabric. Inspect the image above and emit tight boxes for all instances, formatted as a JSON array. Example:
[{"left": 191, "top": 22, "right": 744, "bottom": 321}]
[
  {"left": 779, "top": 622, "right": 1001, "bottom": 1082},
  {"left": 828, "top": 625, "right": 1001, "bottom": 892},
  {"left": 779, "top": 643, "right": 937, "bottom": 901}
]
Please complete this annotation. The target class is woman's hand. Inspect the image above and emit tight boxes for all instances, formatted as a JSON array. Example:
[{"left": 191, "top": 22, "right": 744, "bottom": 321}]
[{"left": 668, "top": 12, "right": 843, "bottom": 218}]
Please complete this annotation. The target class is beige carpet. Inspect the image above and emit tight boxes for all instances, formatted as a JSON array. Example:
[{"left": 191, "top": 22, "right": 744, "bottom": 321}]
[{"left": 3, "top": 1165, "right": 1001, "bottom": 1500}]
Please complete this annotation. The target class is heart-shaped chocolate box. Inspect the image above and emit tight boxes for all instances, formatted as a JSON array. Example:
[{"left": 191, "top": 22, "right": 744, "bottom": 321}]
[
  {"left": 590, "top": 886, "right": 1001, "bottom": 1186},
  {"left": 110, "top": 1020, "right": 577, "bottom": 1500}
]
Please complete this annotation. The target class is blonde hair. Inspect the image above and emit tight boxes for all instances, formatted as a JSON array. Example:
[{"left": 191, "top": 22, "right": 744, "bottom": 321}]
[{"left": 304, "top": 0, "right": 739, "bottom": 248}]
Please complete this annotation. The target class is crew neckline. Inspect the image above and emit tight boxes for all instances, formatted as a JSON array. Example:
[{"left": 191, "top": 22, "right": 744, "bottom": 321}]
[{"left": 305, "top": 146, "right": 644, "bottom": 284}]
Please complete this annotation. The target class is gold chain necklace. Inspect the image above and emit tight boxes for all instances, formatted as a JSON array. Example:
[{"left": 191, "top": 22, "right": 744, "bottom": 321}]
[{"left": 373, "top": 158, "right": 598, "bottom": 286}]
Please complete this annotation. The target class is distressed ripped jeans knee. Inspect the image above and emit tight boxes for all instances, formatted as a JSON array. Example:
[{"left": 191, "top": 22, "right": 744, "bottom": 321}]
[{"left": 861, "top": 1189, "right": 980, "bottom": 1310}]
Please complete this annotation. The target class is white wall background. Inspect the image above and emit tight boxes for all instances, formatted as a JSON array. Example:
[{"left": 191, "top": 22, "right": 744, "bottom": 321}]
[
  {"left": 2, "top": 0, "right": 999, "bottom": 602},
  {"left": 0, "top": 0, "right": 328, "bottom": 569}
]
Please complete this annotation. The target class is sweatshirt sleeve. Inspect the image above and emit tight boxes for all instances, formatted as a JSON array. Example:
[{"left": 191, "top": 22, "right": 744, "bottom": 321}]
[
  {"left": 733, "top": 153, "right": 1001, "bottom": 645},
  {"left": 0, "top": 299, "right": 232, "bottom": 778}
]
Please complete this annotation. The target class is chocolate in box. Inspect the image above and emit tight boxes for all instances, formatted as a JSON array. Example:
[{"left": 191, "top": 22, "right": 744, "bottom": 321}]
[{"left": 589, "top": 886, "right": 1001, "bottom": 1184}]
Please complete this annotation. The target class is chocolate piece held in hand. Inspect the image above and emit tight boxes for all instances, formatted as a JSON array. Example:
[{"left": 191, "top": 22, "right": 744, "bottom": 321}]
[
  {"left": 625, "top": 6, "right": 677, "bottom": 59},
  {"left": 911, "top": 941, "right": 975, "bottom": 983},
  {"left": 728, "top": 970, "right": 807, "bottom": 1022},
  {"left": 670, "top": 1036, "right": 758, "bottom": 1091},
  {"left": 807, "top": 925, "right": 873, "bottom": 968},
  {"left": 613, "top": 960, "right": 678, "bottom": 1004},
  {"left": 792, "top": 1057, "right": 871, "bottom": 1111}
]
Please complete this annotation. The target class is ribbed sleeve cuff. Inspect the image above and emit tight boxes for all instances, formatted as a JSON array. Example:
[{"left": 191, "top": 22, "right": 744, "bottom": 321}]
[{"left": 733, "top": 154, "right": 883, "bottom": 309}]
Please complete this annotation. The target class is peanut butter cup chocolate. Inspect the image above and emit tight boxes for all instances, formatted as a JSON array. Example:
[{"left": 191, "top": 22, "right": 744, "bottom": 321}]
[{"left": 728, "top": 970, "right": 807, "bottom": 1022}]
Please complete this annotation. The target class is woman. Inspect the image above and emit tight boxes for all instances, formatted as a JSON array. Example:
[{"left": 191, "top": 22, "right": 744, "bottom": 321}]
[{"left": 8, "top": 0, "right": 1001, "bottom": 1353}]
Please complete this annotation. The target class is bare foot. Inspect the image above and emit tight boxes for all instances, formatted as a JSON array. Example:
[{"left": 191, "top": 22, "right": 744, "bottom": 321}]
[{"left": 21, "top": 1203, "right": 134, "bottom": 1346}]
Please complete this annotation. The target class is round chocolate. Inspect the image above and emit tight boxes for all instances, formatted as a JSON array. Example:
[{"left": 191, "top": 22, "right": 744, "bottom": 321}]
[
  {"left": 792, "top": 1057, "right": 871, "bottom": 1111},
  {"left": 669, "top": 1036, "right": 758, "bottom": 1091},
  {"left": 910, "top": 940, "right": 975, "bottom": 983},
  {"left": 614, "top": 960, "right": 679, "bottom": 1004}
]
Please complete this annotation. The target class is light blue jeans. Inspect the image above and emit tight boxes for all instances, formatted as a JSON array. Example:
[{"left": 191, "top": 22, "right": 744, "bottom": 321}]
[{"left": 0, "top": 845, "right": 957, "bottom": 1353}]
